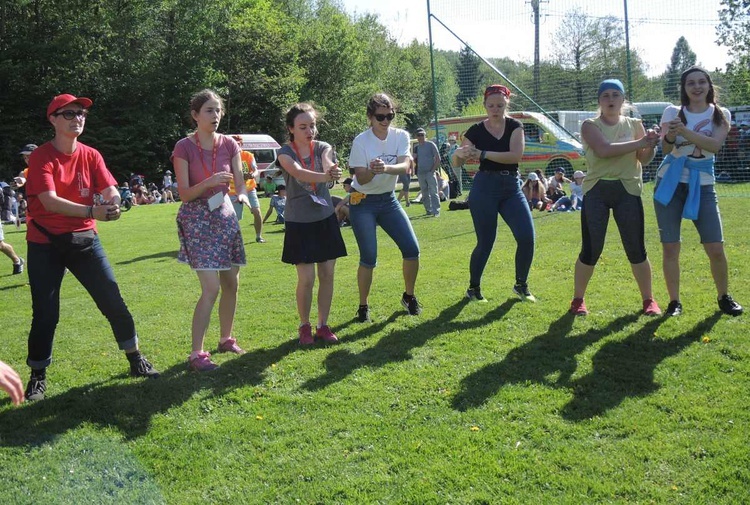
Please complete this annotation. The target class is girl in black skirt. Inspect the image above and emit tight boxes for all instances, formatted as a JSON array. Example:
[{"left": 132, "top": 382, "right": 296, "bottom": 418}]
[{"left": 277, "top": 103, "right": 347, "bottom": 345}]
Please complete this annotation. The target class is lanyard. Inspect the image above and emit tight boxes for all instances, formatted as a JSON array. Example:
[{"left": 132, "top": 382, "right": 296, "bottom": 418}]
[
  {"left": 194, "top": 132, "right": 218, "bottom": 179},
  {"left": 291, "top": 141, "right": 316, "bottom": 191}
]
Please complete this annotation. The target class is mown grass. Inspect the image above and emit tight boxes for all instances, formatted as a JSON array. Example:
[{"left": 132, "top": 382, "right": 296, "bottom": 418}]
[{"left": 0, "top": 183, "right": 748, "bottom": 504}]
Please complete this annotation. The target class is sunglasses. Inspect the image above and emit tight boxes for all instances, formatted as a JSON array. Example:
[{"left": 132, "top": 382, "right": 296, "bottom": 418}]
[
  {"left": 373, "top": 112, "right": 395, "bottom": 122},
  {"left": 51, "top": 110, "right": 88, "bottom": 120}
]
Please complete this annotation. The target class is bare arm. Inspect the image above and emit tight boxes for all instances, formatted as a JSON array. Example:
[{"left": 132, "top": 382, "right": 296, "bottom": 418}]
[
  {"left": 37, "top": 188, "right": 119, "bottom": 222},
  {"left": 582, "top": 120, "right": 652, "bottom": 159},
  {"left": 483, "top": 127, "right": 525, "bottom": 165},
  {"left": 635, "top": 122, "right": 657, "bottom": 165},
  {"left": 173, "top": 156, "right": 233, "bottom": 203},
  {"left": 278, "top": 153, "right": 333, "bottom": 185},
  {"left": 664, "top": 118, "right": 729, "bottom": 154}
]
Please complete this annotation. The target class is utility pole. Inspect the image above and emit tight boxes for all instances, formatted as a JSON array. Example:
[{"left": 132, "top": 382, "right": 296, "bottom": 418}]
[{"left": 529, "top": 0, "right": 547, "bottom": 101}]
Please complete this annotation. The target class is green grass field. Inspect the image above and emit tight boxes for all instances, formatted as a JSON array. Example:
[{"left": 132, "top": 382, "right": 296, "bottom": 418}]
[{"left": 0, "top": 184, "right": 748, "bottom": 504}]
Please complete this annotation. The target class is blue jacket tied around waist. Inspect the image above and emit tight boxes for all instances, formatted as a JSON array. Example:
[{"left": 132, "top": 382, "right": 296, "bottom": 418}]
[{"left": 653, "top": 153, "right": 714, "bottom": 220}]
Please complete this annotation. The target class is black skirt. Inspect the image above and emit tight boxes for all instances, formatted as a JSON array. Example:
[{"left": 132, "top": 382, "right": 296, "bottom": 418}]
[{"left": 282, "top": 213, "right": 347, "bottom": 265}]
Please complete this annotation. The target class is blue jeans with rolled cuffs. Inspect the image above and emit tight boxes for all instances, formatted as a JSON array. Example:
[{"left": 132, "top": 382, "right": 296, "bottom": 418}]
[
  {"left": 469, "top": 170, "right": 536, "bottom": 287},
  {"left": 349, "top": 191, "right": 420, "bottom": 268},
  {"left": 26, "top": 236, "right": 138, "bottom": 369}
]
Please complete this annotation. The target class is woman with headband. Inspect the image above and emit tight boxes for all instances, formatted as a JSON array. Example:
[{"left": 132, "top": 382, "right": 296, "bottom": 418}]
[{"left": 452, "top": 84, "right": 536, "bottom": 303}]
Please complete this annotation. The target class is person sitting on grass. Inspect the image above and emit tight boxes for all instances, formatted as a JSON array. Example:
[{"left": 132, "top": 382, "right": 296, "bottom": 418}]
[
  {"left": 521, "top": 172, "right": 550, "bottom": 211},
  {"left": 334, "top": 177, "right": 353, "bottom": 226},
  {"left": 550, "top": 170, "right": 585, "bottom": 212},
  {"left": 262, "top": 175, "right": 277, "bottom": 197},
  {"left": 263, "top": 185, "right": 287, "bottom": 224}
]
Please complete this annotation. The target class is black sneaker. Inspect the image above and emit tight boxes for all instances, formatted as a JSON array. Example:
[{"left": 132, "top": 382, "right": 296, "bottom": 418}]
[
  {"left": 466, "top": 286, "right": 488, "bottom": 302},
  {"left": 665, "top": 300, "right": 682, "bottom": 317},
  {"left": 25, "top": 376, "right": 47, "bottom": 401},
  {"left": 401, "top": 292, "right": 422, "bottom": 316},
  {"left": 718, "top": 295, "right": 743, "bottom": 317},
  {"left": 129, "top": 355, "right": 160, "bottom": 378},
  {"left": 12, "top": 258, "right": 24, "bottom": 275},
  {"left": 512, "top": 283, "right": 537, "bottom": 302},
  {"left": 357, "top": 304, "right": 371, "bottom": 323}
]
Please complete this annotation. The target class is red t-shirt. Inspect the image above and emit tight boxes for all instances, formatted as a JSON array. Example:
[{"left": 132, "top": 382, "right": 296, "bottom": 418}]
[{"left": 25, "top": 142, "right": 117, "bottom": 244}]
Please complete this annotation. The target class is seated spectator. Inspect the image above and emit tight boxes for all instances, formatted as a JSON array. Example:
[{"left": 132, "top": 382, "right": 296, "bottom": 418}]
[
  {"left": 546, "top": 167, "right": 571, "bottom": 202},
  {"left": 263, "top": 185, "right": 286, "bottom": 224},
  {"left": 521, "top": 172, "right": 549, "bottom": 211},
  {"left": 437, "top": 169, "right": 450, "bottom": 202},
  {"left": 262, "top": 176, "right": 277, "bottom": 197},
  {"left": 335, "top": 178, "right": 353, "bottom": 226},
  {"left": 550, "top": 170, "right": 585, "bottom": 212}
]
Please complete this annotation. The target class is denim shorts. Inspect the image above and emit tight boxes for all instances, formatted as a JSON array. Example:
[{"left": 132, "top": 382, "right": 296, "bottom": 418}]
[
  {"left": 230, "top": 189, "right": 260, "bottom": 219},
  {"left": 653, "top": 179, "right": 723, "bottom": 244},
  {"left": 349, "top": 191, "right": 420, "bottom": 268}
]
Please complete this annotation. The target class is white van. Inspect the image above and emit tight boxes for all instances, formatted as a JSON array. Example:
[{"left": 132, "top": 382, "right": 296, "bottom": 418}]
[{"left": 228, "top": 133, "right": 282, "bottom": 185}]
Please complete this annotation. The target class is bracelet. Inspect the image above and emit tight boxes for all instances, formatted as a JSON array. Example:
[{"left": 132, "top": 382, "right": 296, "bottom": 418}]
[
  {"left": 663, "top": 135, "right": 676, "bottom": 145},
  {"left": 86, "top": 206, "right": 94, "bottom": 219},
  {"left": 479, "top": 150, "right": 487, "bottom": 162}
]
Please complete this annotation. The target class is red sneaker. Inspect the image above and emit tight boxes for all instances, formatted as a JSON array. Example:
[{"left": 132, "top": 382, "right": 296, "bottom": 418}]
[
  {"left": 298, "top": 323, "right": 315, "bottom": 346},
  {"left": 218, "top": 336, "right": 245, "bottom": 355},
  {"left": 569, "top": 297, "right": 588, "bottom": 316},
  {"left": 188, "top": 351, "right": 219, "bottom": 372},
  {"left": 315, "top": 325, "right": 339, "bottom": 344},
  {"left": 643, "top": 298, "right": 662, "bottom": 316}
]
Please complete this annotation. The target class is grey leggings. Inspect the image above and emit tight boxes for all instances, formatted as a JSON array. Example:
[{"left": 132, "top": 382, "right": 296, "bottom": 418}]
[{"left": 578, "top": 180, "right": 647, "bottom": 266}]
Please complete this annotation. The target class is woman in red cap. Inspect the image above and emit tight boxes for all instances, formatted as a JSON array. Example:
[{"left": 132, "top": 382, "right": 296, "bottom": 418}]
[
  {"left": 452, "top": 84, "right": 536, "bottom": 303},
  {"left": 23, "top": 93, "right": 160, "bottom": 401}
]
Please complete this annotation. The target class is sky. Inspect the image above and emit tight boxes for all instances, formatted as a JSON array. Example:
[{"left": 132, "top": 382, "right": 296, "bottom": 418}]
[{"left": 339, "top": 0, "right": 731, "bottom": 78}]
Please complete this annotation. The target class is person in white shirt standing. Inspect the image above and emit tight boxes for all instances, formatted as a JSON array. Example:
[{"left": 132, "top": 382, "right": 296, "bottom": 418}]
[{"left": 348, "top": 93, "right": 421, "bottom": 322}]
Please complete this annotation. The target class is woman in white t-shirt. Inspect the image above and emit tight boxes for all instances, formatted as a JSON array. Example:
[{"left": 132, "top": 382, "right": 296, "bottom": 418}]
[
  {"left": 654, "top": 66, "right": 743, "bottom": 317},
  {"left": 348, "top": 93, "right": 421, "bottom": 322}
]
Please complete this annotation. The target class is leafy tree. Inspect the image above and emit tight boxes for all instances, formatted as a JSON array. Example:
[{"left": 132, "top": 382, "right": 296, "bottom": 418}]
[
  {"left": 717, "top": 0, "right": 750, "bottom": 103},
  {"left": 455, "top": 45, "right": 481, "bottom": 111},
  {"left": 662, "top": 37, "right": 697, "bottom": 101}
]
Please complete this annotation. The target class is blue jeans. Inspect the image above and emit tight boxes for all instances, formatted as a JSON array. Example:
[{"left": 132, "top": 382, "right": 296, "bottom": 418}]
[
  {"left": 26, "top": 237, "right": 138, "bottom": 369},
  {"left": 468, "top": 171, "right": 535, "bottom": 286},
  {"left": 349, "top": 192, "right": 420, "bottom": 268}
]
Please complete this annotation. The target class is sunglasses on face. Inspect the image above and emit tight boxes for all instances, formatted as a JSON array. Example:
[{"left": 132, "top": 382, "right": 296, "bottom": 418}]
[
  {"left": 373, "top": 112, "right": 395, "bottom": 122},
  {"left": 51, "top": 110, "right": 88, "bottom": 120}
]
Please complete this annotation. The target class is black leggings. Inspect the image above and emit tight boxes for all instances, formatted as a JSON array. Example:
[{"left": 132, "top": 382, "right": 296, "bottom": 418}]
[{"left": 579, "top": 180, "right": 647, "bottom": 266}]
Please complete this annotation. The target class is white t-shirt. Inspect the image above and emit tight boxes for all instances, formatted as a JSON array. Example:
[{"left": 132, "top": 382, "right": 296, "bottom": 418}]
[
  {"left": 658, "top": 104, "right": 731, "bottom": 185},
  {"left": 569, "top": 180, "right": 584, "bottom": 200},
  {"left": 349, "top": 127, "right": 410, "bottom": 194}
]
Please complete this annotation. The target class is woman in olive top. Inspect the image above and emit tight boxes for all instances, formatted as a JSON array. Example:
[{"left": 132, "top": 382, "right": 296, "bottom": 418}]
[{"left": 570, "top": 79, "right": 661, "bottom": 316}]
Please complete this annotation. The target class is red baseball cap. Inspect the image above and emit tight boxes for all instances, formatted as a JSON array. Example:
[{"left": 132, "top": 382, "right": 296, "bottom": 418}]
[{"left": 47, "top": 94, "right": 93, "bottom": 118}]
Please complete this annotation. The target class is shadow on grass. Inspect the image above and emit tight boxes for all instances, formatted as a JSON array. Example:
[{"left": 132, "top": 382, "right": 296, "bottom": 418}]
[
  {"left": 451, "top": 312, "right": 640, "bottom": 412},
  {"left": 0, "top": 338, "right": 302, "bottom": 446},
  {"left": 561, "top": 312, "right": 721, "bottom": 421},
  {"left": 300, "top": 298, "right": 519, "bottom": 392},
  {"left": 0, "top": 282, "right": 28, "bottom": 291},
  {"left": 116, "top": 250, "right": 178, "bottom": 265}
]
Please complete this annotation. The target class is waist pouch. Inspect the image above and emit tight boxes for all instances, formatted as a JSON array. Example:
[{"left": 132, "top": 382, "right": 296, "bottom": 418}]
[{"left": 33, "top": 221, "right": 96, "bottom": 254}]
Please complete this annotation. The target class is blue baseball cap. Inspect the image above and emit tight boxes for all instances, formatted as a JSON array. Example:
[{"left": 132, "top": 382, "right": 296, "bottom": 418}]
[{"left": 598, "top": 79, "right": 625, "bottom": 97}]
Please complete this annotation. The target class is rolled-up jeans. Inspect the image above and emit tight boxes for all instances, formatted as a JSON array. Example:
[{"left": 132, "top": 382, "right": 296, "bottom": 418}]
[
  {"left": 349, "top": 192, "right": 420, "bottom": 268},
  {"left": 417, "top": 169, "right": 440, "bottom": 215},
  {"left": 26, "top": 236, "right": 138, "bottom": 369}
]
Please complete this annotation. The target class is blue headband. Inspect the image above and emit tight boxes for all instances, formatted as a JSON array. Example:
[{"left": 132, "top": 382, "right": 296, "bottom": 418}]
[{"left": 598, "top": 79, "right": 625, "bottom": 97}]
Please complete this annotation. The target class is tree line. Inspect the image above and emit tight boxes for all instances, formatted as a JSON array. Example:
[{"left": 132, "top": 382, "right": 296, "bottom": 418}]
[{"left": 1, "top": 0, "right": 747, "bottom": 182}]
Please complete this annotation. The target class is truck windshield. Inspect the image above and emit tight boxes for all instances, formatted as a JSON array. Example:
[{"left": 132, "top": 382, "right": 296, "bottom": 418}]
[
  {"left": 247, "top": 149, "right": 276, "bottom": 164},
  {"left": 530, "top": 113, "right": 580, "bottom": 145}
]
